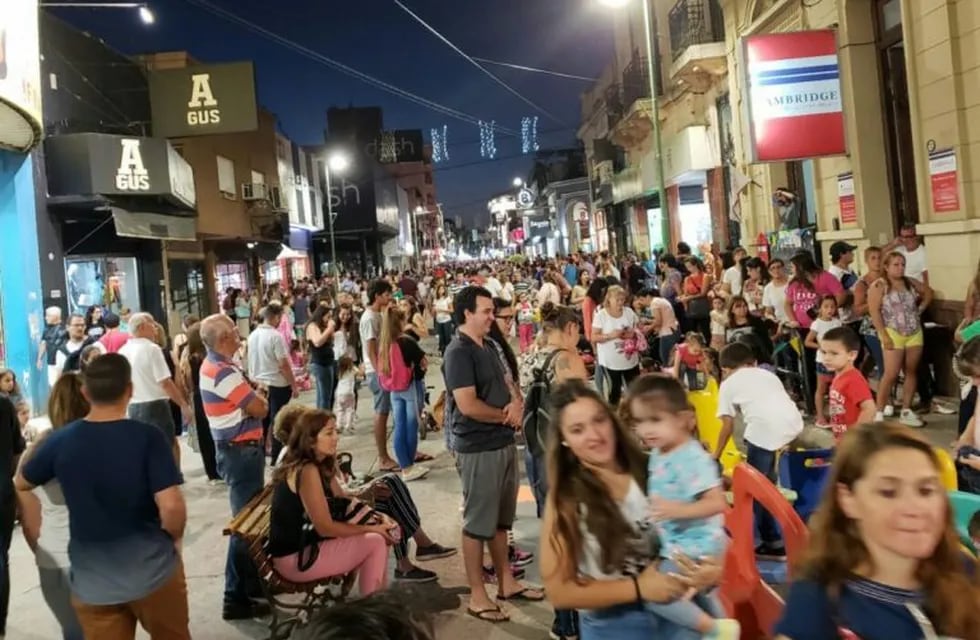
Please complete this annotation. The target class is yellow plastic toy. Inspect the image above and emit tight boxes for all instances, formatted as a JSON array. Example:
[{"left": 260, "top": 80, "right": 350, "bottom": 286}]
[
  {"left": 689, "top": 376, "right": 744, "bottom": 476},
  {"left": 934, "top": 447, "right": 958, "bottom": 491}
]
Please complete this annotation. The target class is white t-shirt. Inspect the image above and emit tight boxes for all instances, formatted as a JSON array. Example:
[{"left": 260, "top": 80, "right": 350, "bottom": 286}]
[
  {"left": 434, "top": 296, "right": 453, "bottom": 324},
  {"left": 53, "top": 338, "right": 86, "bottom": 375},
  {"left": 359, "top": 308, "right": 382, "bottom": 374},
  {"left": 717, "top": 367, "right": 803, "bottom": 451},
  {"left": 118, "top": 337, "right": 171, "bottom": 403},
  {"left": 485, "top": 276, "right": 503, "bottom": 298},
  {"left": 896, "top": 244, "right": 928, "bottom": 283},
  {"left": 578, "top": 479, "right": 651, "bottom": 580},
  {"left": 723, "top": 266, "right": 743, "bottom": 296},
  {"left": 246, "top": 324, "right": 290, "bottom": 387},
  {"left": 336, "top": 370, "right": 356, "bottom": 398},
  {"left": 762, "top": 281, "right": 789, "bottom": 323},
  {"left": 593, "top": 307, "right": 640, "bottom": 371},
  {"left": 828, "top": 265, "right": 856, "bottom": 323},
  {"left": 650, "top": 297, "right": 678, "bottom": 337},
  {"left": 809, "top": 317, "right": 843, "bottom": 364}
]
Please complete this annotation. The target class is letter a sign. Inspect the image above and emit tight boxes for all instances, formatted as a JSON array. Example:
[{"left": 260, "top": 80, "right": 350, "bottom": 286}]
[
  {"left": 116, "top": 139, "right": 150, "bottom": 191},
  {"left": 742, "top": 30, "right": 846, "bottom": 162},
  {"left": 188, "top": 74, "right": 218, "bottom": 108}
]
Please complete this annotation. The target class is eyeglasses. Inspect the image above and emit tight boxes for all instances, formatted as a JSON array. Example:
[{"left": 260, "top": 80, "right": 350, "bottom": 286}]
[{"left": 497, "top": 315, "right": 515, "bottom": 322}]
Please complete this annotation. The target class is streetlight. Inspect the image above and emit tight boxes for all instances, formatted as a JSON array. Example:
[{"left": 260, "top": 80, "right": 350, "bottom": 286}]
[
  {"left": 323, "top": 152, "right": 349, "bottom": 280},
  {"left": 41, "top": 2, "right": 156, "bottom": 24},
  {"left": 512, "top": 177, "right": 524, "bottom": 188},
  {"left": 597, "top": 0, "right": 669, "bottom": 252}
]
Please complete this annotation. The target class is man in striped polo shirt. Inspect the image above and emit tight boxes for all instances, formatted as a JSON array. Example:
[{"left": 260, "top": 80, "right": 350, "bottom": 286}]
[{"left": 199, "top": 314, "right": 270, "bottom": 620}]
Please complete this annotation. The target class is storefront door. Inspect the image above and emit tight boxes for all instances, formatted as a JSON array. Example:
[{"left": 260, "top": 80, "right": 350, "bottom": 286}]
[
  {"left": 65, "top": 256, "right": 140, "bottom": 317},
  {"left": 168, "top": 259, "right": 208, "bottom": 320}
]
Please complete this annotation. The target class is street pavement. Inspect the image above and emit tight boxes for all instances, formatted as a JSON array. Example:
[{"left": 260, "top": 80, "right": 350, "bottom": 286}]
[{"left": 6, "top": 340, "right": 961, "bottom": 639}]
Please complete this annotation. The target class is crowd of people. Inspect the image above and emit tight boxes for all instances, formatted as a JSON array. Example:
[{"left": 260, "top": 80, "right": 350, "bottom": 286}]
[{"left": 2, "top": 226, "right": 980, "bottom": 639}]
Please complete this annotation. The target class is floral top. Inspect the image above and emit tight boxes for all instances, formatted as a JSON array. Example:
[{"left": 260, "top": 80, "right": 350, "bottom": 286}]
[
  {"left": 880, "top": 285, "right": 920, "bottom": 337},
  {"left": 661, "top": 268, "right": 683, "bottom": 301}
]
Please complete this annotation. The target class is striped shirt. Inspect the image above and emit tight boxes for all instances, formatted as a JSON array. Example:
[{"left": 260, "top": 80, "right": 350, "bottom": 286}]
[
  {"left": 200, "top": 351, "right": 263, "bottom": 443},
  {"left": 448, "top": 281, "right": 468, "bottom": 299}
]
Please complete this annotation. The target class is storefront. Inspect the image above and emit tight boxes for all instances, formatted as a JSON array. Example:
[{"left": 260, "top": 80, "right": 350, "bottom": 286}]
[
  {"left": 44, "top": 132, "right": 196, "bottom": 324},
  {"left": 0, "top": 0, "right": 45, "bottom": 407}
]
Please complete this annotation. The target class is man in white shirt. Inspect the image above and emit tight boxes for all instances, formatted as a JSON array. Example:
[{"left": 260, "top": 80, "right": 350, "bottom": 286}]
[
  {"left": 360, "top": 279, "right": 397, "bottom": 471},
  {"left": 885, "top": 223, "right": 929, "bottom": 285},
  {"left": 247, "top": 304, "right": 298, "bottom": 463},
  {"left": 119, "top": 312, "right": 191, "bottom": 457},
  {"left": 483, "top": 268, "right": 503, "bottom": 299},
  {"left": 721, "top": 246, "right": 748, "bottom": 298},
  {"left": 828, "top": 241, "right": 859, "bottom": 324},
  {"left": 761, "top": 259, "right": 790, "bottom": 324}
]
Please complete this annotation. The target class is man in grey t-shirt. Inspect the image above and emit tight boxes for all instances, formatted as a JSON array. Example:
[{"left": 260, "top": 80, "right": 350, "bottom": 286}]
[
  {"left": 443, "top": 286, "right": 543, "bottom": 622},
  {"left": 360, "top": 279, "right": 397, "bottom": 471}
]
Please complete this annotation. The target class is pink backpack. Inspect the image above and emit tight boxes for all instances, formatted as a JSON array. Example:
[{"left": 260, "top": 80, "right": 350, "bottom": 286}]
[{"left": 378, "top": 341, "right": 412, "bottom": 392}]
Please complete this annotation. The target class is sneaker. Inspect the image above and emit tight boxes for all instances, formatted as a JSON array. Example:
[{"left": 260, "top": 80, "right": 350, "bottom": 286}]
[
  {"left": 222, "top": 600, "right": 271, "bottom": 621},
  {"left": 401, "top": 465, "right": 430, "bottom": 482},
  {"left": 509, "top": 546, "right": 534, "bottom": 567},
  {"left": 416, "top": 543, "right": 457, "bottom": 562},
  {"left": 874, "top": 411, "right": 884, "bottom": 422},
  {"left": 394, "top": 567, "right": 438, "bottom": 583},
  {"left": 754, "top": 543, "right": 786, "bottom": 559},
  {"left": 899, "top": 409, "right": 924, "bottom": 428},
  {"left": 483, "top": 564, "right": 526, "bottom": 584},
  {"left": 884, "top": 404, "right": 895, "bottom": 418},
  {"left": 208, "top": 478, "right": 225, "bottom": 487},
  {"left": 933, "top": 401, "right": 956, "bottom": 415},
  {"left": 708, "top": 619, "right": 741, "bottom": 639}
]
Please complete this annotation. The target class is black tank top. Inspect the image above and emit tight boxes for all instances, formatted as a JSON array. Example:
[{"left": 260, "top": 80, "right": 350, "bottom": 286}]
[
  {"left": 307, "top": 324, "right": 334, "bottom": 366},
  {"left": 268, "top": 471, "right": 333, "bottom": 558}
]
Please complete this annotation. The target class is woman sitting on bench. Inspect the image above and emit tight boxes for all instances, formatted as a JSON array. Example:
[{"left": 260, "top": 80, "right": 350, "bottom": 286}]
[
  {"left": 268, "top": 409, "right": 396, "bottom": 595},
  {"left": 274, "top": 406, "right": 457, "bottom": 583}
]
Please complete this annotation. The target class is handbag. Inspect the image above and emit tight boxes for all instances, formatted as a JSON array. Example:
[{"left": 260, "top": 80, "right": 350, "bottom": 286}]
[{"left": 687, "top": 296, "right": 711, "bottom": 320}]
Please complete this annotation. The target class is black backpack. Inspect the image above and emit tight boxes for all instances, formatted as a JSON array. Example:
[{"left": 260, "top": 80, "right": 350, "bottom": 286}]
[
  {"left": 521, "top": 349, "right": 565, "bottom": 458},
  {"left": 60, "top": 336, "right": 100, "bottom": 373}
]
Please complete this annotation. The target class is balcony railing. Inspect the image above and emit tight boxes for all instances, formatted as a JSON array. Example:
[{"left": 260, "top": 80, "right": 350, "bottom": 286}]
[
  {"left": 604, "top": 83, "right": 624, "bottom": 129},
  {"left": 669, "top": 0, "right": 725, "bottom": 61},
  {"left": 622, "top": 56, "right": 651, "bottom": 108}
]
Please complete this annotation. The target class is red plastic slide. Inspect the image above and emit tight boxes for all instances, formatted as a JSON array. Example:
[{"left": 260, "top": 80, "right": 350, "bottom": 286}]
[{"left": 720, "top": 463, "right": 809, "bottom": 638}]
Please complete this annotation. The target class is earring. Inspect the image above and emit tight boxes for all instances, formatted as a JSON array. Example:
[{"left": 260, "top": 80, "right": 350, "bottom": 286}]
[{"left": 561, "top": 441, "right": 570, "bottom": 447}]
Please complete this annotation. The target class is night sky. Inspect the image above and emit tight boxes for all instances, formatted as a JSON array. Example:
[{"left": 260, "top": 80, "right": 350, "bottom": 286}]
[{"left": 51, "top": 0, "right": 616, "bottom": 226}]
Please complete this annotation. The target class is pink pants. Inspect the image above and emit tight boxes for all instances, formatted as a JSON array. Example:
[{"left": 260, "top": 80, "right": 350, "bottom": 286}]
[
  {"left": 272, "top": 532, "right": 389, "bottom": 596},
  {"left": 519, "top": 323, "right": 535, "bottom": 352}
]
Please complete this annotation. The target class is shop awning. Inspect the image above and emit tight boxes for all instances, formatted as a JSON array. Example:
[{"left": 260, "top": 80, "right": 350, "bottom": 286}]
[
  {"left": 276, "top": 244, "right": 307, "bottom": 260},
  {"left": 112, "top": 208, "right": 197, "bottom": 241}
]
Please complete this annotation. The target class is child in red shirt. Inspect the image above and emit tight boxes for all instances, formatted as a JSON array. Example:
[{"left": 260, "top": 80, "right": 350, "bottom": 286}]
[{"left": 820, "top": 326, "right": 875, "bottom": 442}]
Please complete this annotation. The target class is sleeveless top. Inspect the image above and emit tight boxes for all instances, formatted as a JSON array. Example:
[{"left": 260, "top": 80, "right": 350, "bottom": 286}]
[
  {"left": 36, "top": 480, "right": 71, "bottom": 570},
  {"left": 880, "top": 284, "right": 920, "bottom": 337},
  {"left": 578, "top": 479, "right": 658, "bottom": 580},
  {"left": 268, "top": 471, "right": 333, "bottom": 558},
  {"left": 308, "top": 325, "right": 334, "bottom": 366}
]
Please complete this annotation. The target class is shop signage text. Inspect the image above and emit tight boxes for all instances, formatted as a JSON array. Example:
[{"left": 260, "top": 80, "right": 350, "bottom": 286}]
[
  {"left": 837, "top": 172, "right": 856, "bottom": 224},
  {"left": 929, "top": 148, "right": 960, "bottom": 214},
  {"left": 116, "top": 139, "right": 150, "bottom": 192},
  {"left": 743, "top": 30, "right": 846, "bottom": 162},
  {"left": 149, "top": 62, "right": 258, "bottom": 138}
]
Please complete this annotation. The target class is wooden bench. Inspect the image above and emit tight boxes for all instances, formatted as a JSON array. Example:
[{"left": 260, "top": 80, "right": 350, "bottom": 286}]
[{"left": 223, "top": 485, "right": 356, "bottom": 640}]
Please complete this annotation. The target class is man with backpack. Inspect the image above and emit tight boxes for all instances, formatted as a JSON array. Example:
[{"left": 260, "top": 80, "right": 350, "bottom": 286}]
[{"left": 53, "top": 314, "right": 89, "bottom": 379}]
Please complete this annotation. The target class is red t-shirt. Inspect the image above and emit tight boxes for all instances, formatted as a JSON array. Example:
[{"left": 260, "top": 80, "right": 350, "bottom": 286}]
[
  {"left": 676, "top": 343, "right": 703, "bottom": 369},
  {"left": 828, "top": 367, "right": 873, "bottom": 441},
  {"left": 99, "top": 331, "right": 131, "bottom": 354}
]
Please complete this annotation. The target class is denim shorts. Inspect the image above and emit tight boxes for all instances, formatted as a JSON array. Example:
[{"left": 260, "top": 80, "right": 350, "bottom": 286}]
[{"left": 366, "top": 372, "right": 391, "bottom": 415}]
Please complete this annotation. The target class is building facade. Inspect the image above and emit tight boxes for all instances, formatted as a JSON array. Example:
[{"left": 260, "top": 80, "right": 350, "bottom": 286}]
[{"left": 718, "top": 0, "right": 978, "bottom": 318}]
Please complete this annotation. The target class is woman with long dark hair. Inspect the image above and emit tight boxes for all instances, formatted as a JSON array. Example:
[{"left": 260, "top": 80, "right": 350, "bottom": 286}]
[
  {"left": 83, "top": 306, "right": 104, "bottom": 339},
  {"left": 178, "top": 323, "right": 220, "bottom": 482},
  {"left": 679, "top": 257, "right": 713, "bottom": 343},
  {"left": 540, "top": 380, "right": 719, "bottom": 639},
  {"left": 306, "top": 305, "right": 336, "bottom": 411}
]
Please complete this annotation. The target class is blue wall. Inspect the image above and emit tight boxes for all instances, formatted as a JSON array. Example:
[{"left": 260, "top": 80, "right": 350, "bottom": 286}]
[{"left": 0, "top": 151, "right": 45, "bottom": 413}]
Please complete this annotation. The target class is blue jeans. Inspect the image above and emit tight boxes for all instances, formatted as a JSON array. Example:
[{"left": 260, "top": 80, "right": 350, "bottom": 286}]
[
  {"left": 391, "top": 387, "right": 420, "bottom": 469},
  {"left": 524, "top": 447, "right": 547, "bottom": 518},
  {"left": 216, "top": 441, "right": 265, "bottom": 605},
  {"left": 863, "top": 333, "right": 884, "bottom": 379},
  {"left": 580, "top": 603, "right": 700, "bottom": 640},
  {"left": 309, "top": 362, "right": 334, "bottom": 411},
  {"left": 659, "top": 330, "right": 679, "bottom": 368},
  {"left": 644, "top": 559, "right": 725, "bottom": 630},
  {"left": 745, "top": 440, "right": 782, "bottom": 547}
]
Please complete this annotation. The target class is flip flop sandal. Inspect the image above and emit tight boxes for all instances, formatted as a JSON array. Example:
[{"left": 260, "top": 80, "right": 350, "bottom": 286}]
[
  {"left": 496, "top": 587, "right": 545, "bottom": 602},
  {"left": 466, "top": 606, "right": 509, "bottom": 623},
  {"left": 414, "top": 452, "right": 434, "bottom": 462}
]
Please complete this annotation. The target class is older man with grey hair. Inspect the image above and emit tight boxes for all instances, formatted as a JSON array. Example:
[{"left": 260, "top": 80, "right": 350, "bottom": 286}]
[
  {"left": 118, "top": 312, "right": 191, "bottom": 459},
  {"left": 37, "top": 306, "right": 67, "bottom": 386},
  {"left": 199, "top": 313, "right": 270, "bottom": 620}
]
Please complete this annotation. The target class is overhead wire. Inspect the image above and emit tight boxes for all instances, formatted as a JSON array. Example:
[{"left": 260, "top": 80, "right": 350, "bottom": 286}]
[
  {"left": 391, "top": 0, "right": 566, "bottom": 125},
  {"left": 471, "top": 57, "right": 598, "bottom": 82},
  {"left": 181, "top": 0, "right": 518, "bottom": 135}
]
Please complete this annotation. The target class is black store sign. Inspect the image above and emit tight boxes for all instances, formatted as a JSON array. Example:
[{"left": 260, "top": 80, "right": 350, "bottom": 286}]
[{"left": 148, "top": 62, "right": 258, "bottom": 138}]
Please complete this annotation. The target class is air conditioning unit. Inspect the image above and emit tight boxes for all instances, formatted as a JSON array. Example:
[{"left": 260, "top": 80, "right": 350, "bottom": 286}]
[
  {"left": 241, "top": 182, "right": 269, "bottom": 201},
  {"left": 269, "top": 185, "right": 287, "bottom": 211},
  {"left": 595, "top": 160, "right": 614, "bottom": 184}
]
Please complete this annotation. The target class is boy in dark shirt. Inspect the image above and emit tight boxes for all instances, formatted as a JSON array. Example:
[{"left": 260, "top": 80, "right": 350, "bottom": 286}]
[{"left": 16, "top": 354, "right": 189, "bottom": 639}]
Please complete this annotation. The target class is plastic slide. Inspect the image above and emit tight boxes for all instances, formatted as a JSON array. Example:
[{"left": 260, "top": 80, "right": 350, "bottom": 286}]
[
  {"left": 721, "top": 463, "right": 809, "bottom": 638},
  {"left": 689, "top": 377, "right": 743, "bottom": 475},
  {"left": 934, "top": 447, "right": 958, "bottom": 491},
  {"left": 949, "top": 490, "right": 980, "bottom": 553}
]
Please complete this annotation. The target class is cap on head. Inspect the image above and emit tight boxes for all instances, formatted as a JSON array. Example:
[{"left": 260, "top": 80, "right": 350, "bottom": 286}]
[{"left": 830, "top": 241, "right": 858, "bottom": 262}]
